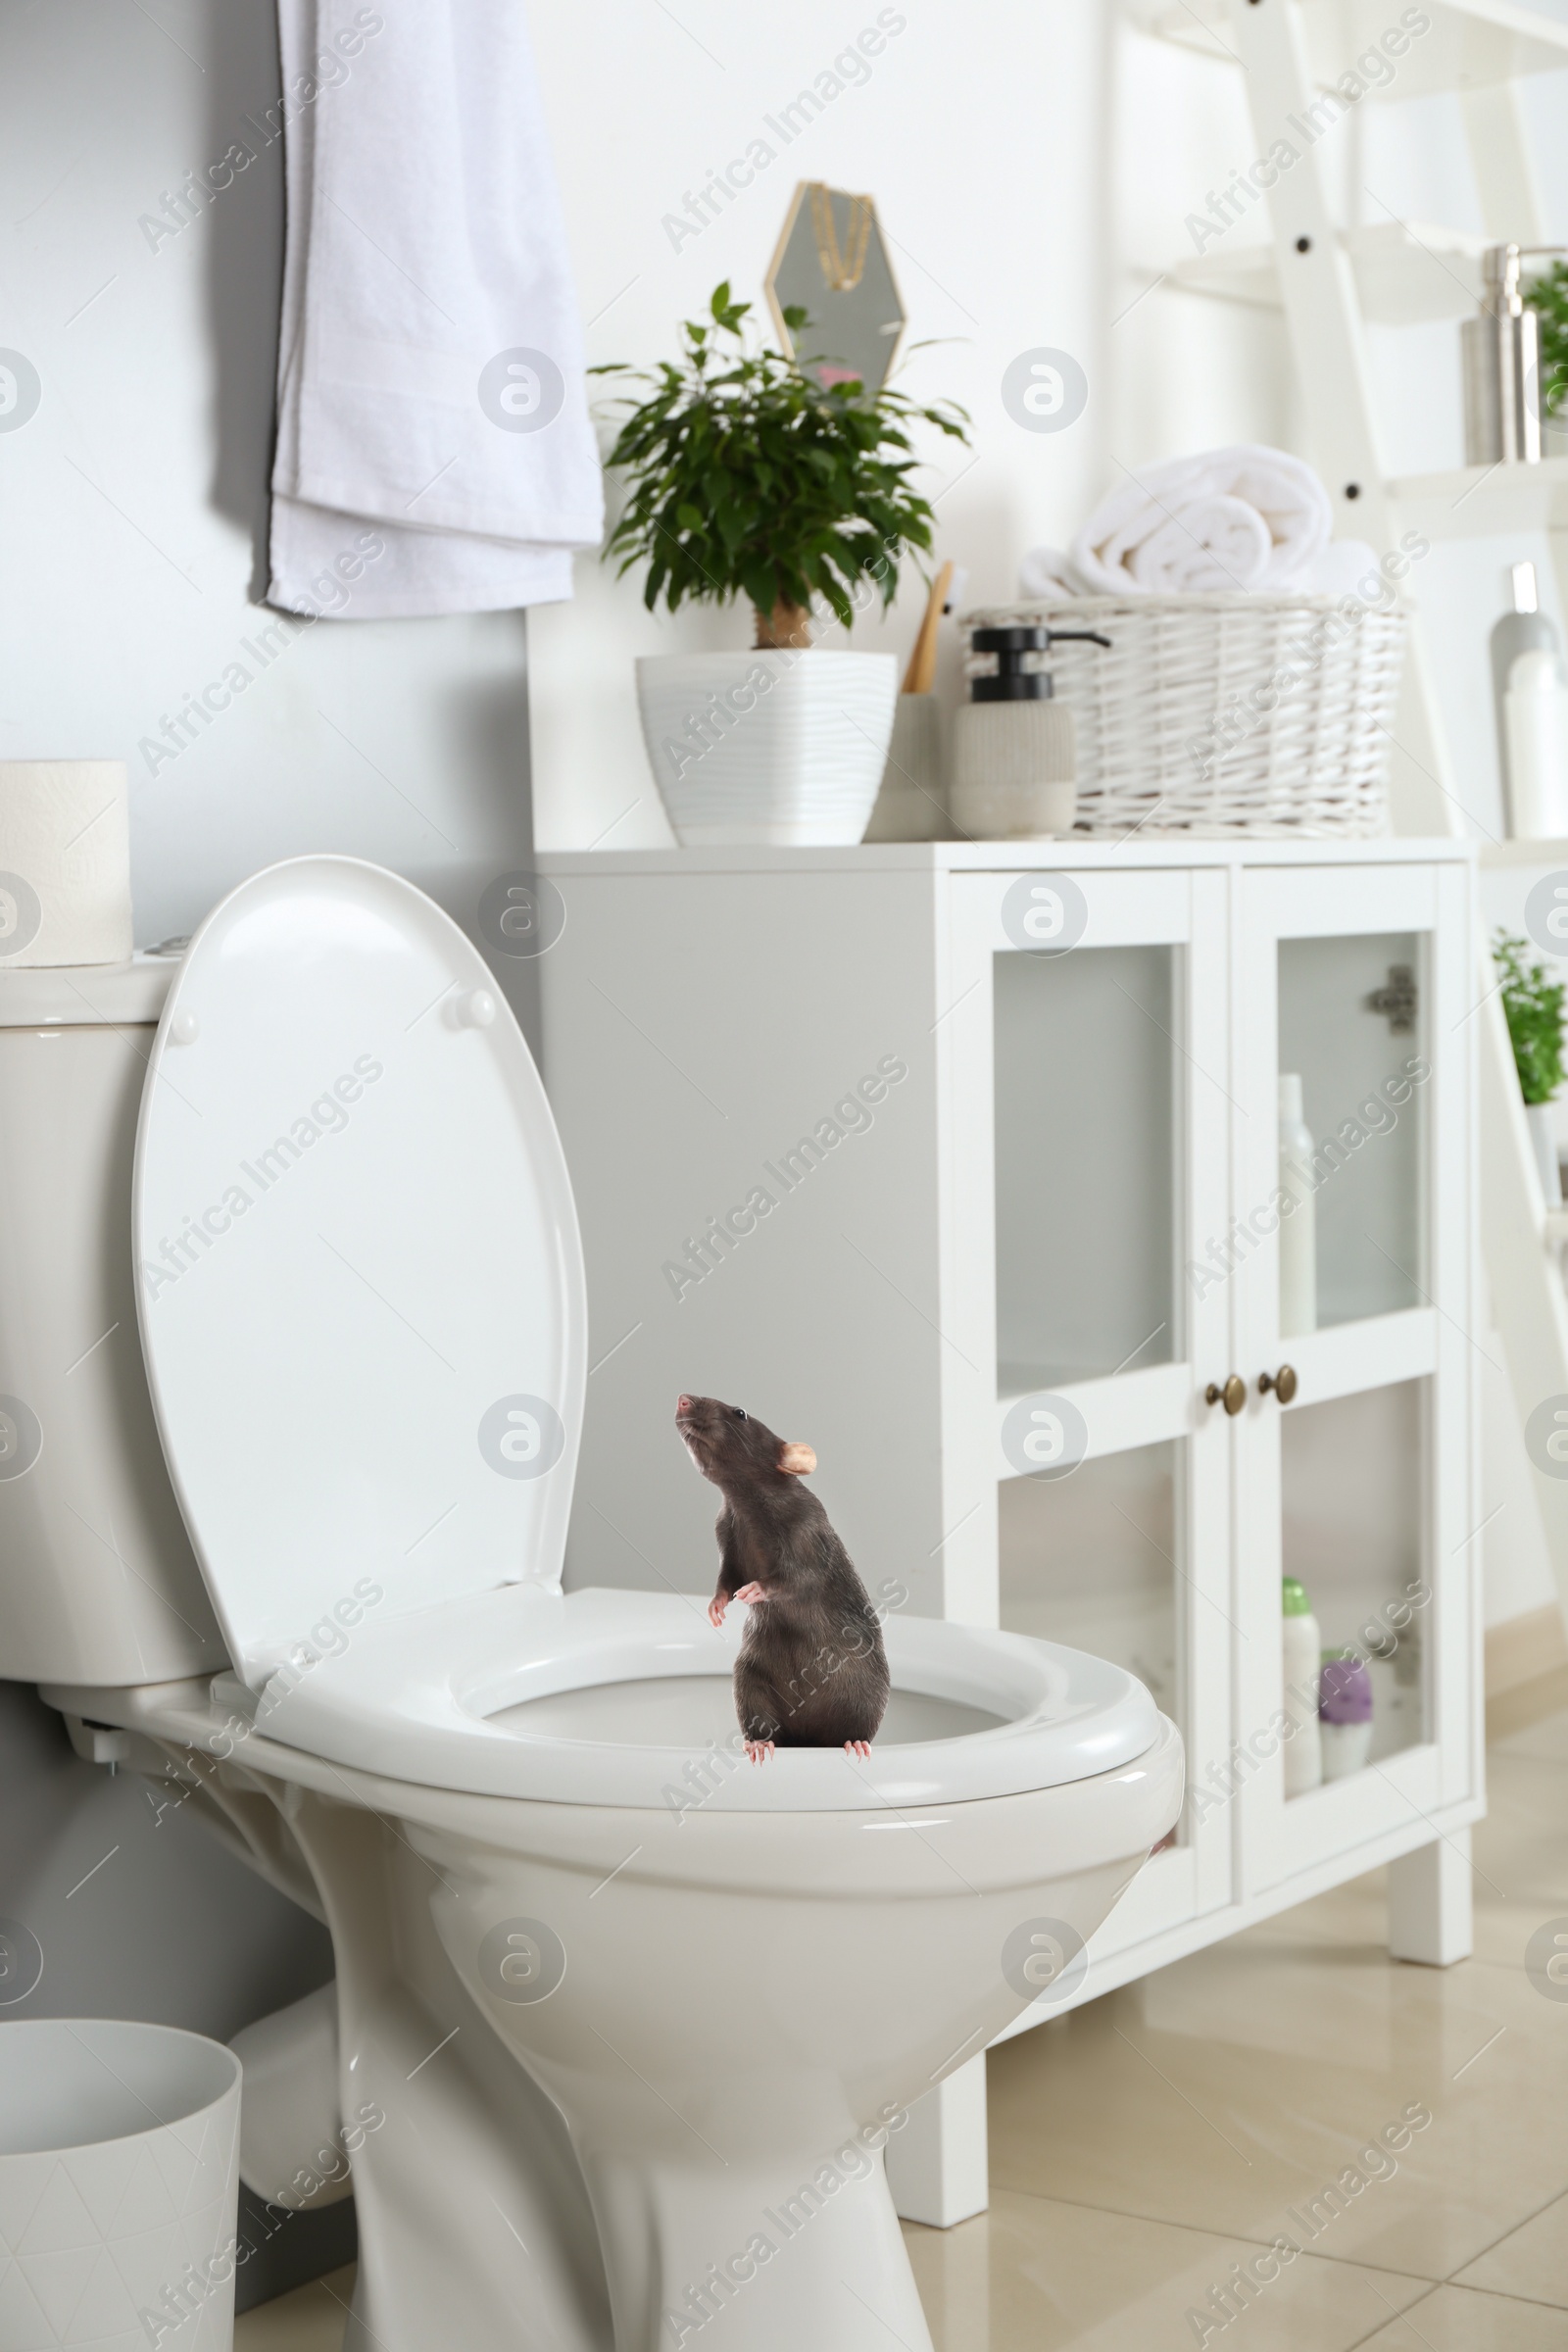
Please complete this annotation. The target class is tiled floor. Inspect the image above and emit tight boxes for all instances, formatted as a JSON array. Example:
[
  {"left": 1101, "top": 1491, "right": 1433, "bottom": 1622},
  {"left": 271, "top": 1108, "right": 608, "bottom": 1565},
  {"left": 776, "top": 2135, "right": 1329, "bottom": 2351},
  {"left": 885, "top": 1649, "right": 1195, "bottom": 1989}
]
[
  {"left": 234, "top": 2267, "right": 355, "bottom": 2352},
  {"left": 236, "top": 1677, "right": 1568, "bottom": 2351}
]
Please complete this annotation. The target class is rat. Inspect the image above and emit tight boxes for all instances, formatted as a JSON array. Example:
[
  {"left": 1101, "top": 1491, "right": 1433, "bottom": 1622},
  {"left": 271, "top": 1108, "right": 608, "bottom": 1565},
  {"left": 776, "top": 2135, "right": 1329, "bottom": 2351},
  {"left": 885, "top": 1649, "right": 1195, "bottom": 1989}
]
[{"left": 675, "top": 1393, "right": 890, "bottom": 1765}]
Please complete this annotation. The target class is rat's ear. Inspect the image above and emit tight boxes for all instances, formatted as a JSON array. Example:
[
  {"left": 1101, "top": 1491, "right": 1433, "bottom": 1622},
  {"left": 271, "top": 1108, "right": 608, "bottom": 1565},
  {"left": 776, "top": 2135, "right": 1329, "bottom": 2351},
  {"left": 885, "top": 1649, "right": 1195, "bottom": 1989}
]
[{"left": 777, "top": 1442, "right": 816, "bottom": 1476}]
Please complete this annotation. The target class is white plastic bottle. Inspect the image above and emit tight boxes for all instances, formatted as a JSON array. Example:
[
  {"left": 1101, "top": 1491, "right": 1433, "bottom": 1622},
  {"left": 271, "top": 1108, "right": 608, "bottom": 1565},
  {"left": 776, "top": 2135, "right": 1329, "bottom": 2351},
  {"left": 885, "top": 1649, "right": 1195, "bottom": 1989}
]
[
  {"left": 1282, "top": 1577, "right": 1323, "bottom": 1796},
  {"left": 1278, "top": 1074, "right": 1317, "bottom": 1339},
  {"left": 1505, "top": 646, "right": 1568, "bottom": 839},
  {"left": 1493, "top": 561, "right": 1562, "bottom": 833}
]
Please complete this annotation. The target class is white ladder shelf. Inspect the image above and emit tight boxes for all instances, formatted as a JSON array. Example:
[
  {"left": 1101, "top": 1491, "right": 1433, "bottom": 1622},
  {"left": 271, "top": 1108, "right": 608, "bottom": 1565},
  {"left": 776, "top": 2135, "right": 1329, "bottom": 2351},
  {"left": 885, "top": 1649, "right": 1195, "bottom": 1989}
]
[{"left": 1136, "top": 0, "right": 1568, "bottom": 1618}]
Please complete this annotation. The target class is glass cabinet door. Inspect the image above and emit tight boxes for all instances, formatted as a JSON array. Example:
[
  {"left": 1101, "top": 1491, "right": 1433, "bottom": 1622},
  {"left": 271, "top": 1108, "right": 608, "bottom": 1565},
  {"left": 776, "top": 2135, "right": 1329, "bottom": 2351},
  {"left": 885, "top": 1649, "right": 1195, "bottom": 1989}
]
[
  {"left": 992, "top": 942, "right": 1176, "bottom": 1393},
  {"left": 946, "top": 865, "right": 1234, "bottom": 1948},
  {"left": 1233, "top": 861, "right": 1477, "bottom": 1893}
]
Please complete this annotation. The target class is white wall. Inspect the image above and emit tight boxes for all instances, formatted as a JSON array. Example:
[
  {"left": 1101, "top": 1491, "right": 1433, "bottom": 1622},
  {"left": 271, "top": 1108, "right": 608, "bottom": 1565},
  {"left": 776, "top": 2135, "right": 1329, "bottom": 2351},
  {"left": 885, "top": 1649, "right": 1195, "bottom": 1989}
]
[
  {"left": 528, "top": 8, "right": 1568, "bottom": 860},
  {"left": 526, "top": 0, "right": 1118, "bottom": 850}
]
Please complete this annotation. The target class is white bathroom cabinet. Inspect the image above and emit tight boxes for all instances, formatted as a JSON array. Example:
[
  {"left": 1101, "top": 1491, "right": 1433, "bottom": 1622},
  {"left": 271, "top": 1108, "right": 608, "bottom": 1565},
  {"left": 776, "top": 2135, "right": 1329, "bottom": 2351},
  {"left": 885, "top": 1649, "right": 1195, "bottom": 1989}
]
[{"left": 534, "top": 838, "right": 1481, "bottom": 2106}]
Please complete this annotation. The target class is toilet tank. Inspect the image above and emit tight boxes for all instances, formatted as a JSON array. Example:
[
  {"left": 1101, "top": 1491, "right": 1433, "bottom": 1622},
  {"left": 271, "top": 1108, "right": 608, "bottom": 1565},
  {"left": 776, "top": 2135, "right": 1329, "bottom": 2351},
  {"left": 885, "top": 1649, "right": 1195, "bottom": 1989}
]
[{"left": 0, "top": 959, "right": 225, "bottom": 1684}]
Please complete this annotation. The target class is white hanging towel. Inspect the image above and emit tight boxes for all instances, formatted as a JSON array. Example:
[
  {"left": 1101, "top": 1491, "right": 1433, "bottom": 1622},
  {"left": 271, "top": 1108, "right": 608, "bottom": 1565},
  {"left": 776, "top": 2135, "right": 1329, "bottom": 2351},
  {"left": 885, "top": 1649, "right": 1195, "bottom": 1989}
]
[
  {"left": 268, "top": 0, "right": 604, "bottom": 619},
  {"left": 1068, "top": 445, "right": 1334, "bottom": 597}
]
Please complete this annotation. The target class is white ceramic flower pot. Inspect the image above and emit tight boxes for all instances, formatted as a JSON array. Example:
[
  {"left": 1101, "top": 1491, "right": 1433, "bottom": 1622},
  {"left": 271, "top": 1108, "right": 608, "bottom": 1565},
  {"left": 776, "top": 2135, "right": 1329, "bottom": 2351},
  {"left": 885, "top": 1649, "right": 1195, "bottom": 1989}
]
[
  {"left": 636, "top": 651, "right": 897, "bottom": 846},
  {"left": 0, "top": 2018, "right": 241, "bottom": 2352}
]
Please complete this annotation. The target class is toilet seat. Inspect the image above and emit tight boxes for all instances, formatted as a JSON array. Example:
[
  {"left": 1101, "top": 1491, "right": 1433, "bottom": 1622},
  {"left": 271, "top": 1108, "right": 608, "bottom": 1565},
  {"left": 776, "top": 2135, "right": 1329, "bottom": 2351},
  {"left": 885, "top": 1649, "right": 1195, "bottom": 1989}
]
[
  {"left": 133, "top": 858, "right": 586, "bottom": 1692},
  {"left": 227, "top": 1583, "right": 1164, "bottom": 1811}
]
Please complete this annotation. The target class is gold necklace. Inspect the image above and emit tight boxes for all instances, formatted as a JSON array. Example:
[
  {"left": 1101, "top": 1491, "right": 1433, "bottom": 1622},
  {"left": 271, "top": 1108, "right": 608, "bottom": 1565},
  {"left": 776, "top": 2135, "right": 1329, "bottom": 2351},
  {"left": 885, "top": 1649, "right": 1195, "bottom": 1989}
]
[{"left": 808, "top": 183, "right": 873, "bottom": 292}]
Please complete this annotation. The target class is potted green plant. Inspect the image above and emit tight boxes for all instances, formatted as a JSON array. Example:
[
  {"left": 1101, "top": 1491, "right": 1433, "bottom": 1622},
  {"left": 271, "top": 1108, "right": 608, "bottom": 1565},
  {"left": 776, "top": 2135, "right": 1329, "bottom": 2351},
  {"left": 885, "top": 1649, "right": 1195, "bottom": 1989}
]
[
  {"left": 1494, "top": 928, "right": 1567, "bottom": 1202},
  {"left": 596, "top": 282, "right": 967, "bottom": 845}
]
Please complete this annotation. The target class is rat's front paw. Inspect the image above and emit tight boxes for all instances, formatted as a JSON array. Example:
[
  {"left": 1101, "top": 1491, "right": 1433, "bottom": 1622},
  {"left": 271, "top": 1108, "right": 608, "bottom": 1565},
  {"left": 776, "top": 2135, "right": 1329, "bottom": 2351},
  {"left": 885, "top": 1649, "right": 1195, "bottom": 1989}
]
[
  {"left": 745, "top": 1739, "right": 775, "bottom": 1765},
  {"left": 732, "top": 1582, "right": 767, "bottom": 1606},
  {"left": 708, "top": 1595, "right": 727, "bottom": 1628},
  {"left": 844, "top": 1740, "right": 872, "bottom": 1761}
]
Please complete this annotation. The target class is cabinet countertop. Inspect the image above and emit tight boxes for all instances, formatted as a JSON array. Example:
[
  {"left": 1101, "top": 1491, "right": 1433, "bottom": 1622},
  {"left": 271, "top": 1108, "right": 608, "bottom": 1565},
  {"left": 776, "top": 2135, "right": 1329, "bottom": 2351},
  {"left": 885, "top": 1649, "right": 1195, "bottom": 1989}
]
[{"left": 535, "top": 837, "right": 1475, "bottom": 877}]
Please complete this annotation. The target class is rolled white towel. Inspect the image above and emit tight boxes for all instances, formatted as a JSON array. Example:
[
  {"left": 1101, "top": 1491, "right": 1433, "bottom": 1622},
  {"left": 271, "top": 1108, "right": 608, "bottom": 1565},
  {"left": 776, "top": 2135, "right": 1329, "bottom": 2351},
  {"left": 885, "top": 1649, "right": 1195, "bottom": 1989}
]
[
  {"left": 1017, "top": 545, "right": 1085, "bottom": 600},
  {"left": 1300, "top": 539, "right": 1382, "bottom": 598},
  {"left": 1071, "top": 445, "right": 1333, "bottom": 597},
  {"left": 1128, "top": 496, "right": 1271, "bottom": 593}
]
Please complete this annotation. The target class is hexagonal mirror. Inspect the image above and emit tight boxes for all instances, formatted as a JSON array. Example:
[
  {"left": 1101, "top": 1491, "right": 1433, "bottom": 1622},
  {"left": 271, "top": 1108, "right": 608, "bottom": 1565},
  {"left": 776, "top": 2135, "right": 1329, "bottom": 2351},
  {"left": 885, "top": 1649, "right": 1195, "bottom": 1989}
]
[{"left": 764, "top": 181, "right": 906, "bottom": 395}]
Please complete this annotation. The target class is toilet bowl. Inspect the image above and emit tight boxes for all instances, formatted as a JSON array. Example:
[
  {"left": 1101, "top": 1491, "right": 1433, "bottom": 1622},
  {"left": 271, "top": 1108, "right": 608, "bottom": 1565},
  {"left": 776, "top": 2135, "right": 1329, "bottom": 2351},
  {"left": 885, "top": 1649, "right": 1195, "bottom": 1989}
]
[{"left": 7, "top": 858, "right": 1182, "bottom": 2352}]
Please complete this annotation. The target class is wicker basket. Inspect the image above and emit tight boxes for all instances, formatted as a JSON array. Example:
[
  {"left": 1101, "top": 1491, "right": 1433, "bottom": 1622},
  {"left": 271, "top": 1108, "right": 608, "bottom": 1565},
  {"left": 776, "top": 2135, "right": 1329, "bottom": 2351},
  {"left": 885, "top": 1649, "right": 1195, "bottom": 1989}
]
[{"left": 962, "top": 593, "right": 1407, "bottom": 837}]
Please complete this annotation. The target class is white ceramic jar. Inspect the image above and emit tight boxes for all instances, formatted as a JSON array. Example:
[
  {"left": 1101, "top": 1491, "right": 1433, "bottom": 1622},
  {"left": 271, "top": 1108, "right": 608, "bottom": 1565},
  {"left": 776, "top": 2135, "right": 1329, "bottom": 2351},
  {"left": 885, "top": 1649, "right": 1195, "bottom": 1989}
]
[
  {"left": 950, "top": 700, "right": 1077, "bottom": 839},
  {"left": 864, "top": 693, "right": 947, "bottom": 841}
]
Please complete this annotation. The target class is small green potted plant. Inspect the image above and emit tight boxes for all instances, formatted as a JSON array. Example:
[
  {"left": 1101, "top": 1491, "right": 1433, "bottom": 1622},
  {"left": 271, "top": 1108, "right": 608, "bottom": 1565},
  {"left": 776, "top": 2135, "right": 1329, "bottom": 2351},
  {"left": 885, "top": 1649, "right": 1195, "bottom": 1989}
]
[
  {"left": 1494, "top": 928, "right": 1567, "bottom": 1201},
  {"left": 595, "top": 282, "right": 967, "bottom": 845}
]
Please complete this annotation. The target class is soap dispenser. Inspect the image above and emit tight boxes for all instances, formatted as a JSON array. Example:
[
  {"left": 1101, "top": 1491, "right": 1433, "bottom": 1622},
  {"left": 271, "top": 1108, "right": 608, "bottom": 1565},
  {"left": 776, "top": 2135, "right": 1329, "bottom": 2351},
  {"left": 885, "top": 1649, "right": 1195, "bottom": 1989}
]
[{"left": 951, "top": 622, "right": 1109, "bottom": 840}]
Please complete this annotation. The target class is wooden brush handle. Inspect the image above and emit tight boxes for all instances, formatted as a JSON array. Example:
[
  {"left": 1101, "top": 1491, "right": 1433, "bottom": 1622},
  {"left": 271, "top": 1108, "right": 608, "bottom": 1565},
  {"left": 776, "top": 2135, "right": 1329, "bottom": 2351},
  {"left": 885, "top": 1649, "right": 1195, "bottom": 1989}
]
[{"left": 901, "top": 560, "right": 954, "bottom": 697}]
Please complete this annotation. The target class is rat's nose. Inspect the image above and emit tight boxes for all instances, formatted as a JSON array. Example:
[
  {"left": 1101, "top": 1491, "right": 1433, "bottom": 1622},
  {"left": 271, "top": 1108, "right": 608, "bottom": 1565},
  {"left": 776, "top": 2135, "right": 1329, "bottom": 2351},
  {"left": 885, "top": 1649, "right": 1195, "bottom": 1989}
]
[{"left": 676, "top": 1394, "right": 694, "bottom": 1417}]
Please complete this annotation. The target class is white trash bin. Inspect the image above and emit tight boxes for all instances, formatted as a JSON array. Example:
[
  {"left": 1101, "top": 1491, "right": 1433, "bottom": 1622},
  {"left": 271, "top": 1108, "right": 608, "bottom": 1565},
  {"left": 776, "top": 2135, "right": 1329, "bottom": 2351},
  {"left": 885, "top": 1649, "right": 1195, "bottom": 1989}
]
[{"left": 0, "top": 2018, "right": 242, "bottom": 2351}]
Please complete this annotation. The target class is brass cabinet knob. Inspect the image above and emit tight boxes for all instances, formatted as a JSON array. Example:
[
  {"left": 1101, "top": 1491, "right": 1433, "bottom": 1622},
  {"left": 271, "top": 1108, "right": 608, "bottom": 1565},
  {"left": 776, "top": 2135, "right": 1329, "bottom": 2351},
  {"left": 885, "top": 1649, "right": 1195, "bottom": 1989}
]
[
  {"left": 1259, "top": 1364, "right": 1298, "bottom": 1403},
  {"left": 1204, "top": 1374, "right": 1247, "bottom": 1415}
]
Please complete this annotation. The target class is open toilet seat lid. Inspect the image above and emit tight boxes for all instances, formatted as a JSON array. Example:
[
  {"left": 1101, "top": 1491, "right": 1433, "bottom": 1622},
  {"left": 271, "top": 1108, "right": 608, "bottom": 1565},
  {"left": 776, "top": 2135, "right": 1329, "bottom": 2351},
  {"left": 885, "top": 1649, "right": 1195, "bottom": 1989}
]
[{"left": 133, "top": 858, "right": 586, "bottom": 1693}]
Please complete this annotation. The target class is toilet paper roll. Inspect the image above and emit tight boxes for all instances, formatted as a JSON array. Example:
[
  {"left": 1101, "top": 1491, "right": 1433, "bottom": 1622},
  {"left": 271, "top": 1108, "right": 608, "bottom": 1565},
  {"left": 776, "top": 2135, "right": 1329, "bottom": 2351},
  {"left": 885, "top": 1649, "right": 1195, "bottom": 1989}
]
[{"left": 0, "top": 760, "right": 133, "bottom": 965}]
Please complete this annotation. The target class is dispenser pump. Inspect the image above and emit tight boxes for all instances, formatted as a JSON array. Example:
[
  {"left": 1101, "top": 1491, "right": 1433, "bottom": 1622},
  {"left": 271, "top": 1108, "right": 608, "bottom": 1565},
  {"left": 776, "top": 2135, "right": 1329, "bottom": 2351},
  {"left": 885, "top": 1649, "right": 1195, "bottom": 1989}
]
[{"left": 969, "top": 624, "right": 1110, "bottom": 703}]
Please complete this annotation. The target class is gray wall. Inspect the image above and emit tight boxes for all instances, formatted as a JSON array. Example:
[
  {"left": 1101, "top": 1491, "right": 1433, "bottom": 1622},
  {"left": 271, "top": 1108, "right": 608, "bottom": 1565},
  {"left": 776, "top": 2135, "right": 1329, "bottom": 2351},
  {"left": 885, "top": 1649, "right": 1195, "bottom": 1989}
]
[
  {"left": 0, "top": 0, "right": 536, "bottom": 947},
  {"left": 0, "top": 0, "right": 547, "bottom": 2067},
  {"left": 0, "top": 1684, "right": 331, "bottom": 2035}
]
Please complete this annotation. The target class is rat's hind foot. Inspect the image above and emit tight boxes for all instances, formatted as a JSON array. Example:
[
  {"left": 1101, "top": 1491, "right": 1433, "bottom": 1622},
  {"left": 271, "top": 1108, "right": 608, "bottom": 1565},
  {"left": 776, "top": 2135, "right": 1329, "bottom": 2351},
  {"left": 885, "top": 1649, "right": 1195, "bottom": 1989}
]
[
  {"left": 844, "top": 1740, "right": 872, "bottom": 1761},
  {"left": 708, "top": 1595, "right": 727, "bottom": 1628},
  {"left": 732, "top": 1582, "right": 767, "bottom": 1606},
  {"left": 745, "top": 1739, "right": 775, "bottom": 1765}
]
